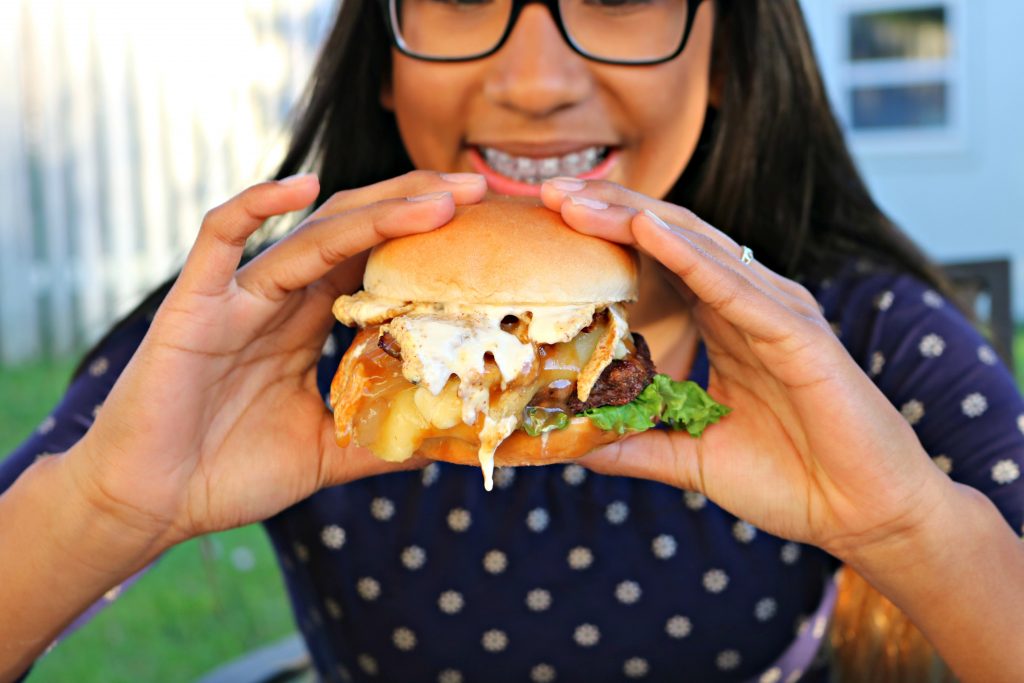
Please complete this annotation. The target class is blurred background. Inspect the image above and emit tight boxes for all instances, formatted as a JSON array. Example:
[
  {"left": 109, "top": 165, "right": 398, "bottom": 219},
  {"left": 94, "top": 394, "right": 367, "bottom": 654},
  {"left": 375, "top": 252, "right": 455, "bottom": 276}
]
[{"left": 0, "top": 0, "right": 1021, "bottom": 680}]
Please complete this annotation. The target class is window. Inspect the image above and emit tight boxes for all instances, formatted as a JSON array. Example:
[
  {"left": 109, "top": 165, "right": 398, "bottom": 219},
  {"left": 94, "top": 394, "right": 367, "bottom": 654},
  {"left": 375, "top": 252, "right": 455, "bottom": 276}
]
[
  {"left": 849, "top": 6, "right": 948, "bottom": 61},
  {"left": 833, "top": 0, "right": 965, "bottom": 152}
]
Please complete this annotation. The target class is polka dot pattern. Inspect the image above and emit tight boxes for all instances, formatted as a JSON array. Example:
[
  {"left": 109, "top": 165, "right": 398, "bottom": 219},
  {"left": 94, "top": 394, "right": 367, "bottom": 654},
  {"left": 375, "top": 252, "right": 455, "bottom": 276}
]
[
  {"left": 481, "top": 629, "right": 508, "bottom": 652},
  {"left": 438, "top": 590, "right": 464, "bottom": 615},
  {"left": 526, "top": 507, "right": 550, "bottom": 532},
  {"left": 526, "top": 588, "right": 552, "bottom": 612},
  {"left": 665, "top": 615, "right": 692, "bottom": 639},
  {"left": 530, "top": 663, "right": 556, "bottom": 683},
  {"left": 321, "top": 525, "right": 346, "bottom": 550},
  {"left": 401, "top": 545, "right": 427, "bottom": 570},
  {"left": 703, "top": 569, "right": 729, "bottom": 594},
  {"left": 605, "top": 501, "right": 629, "bottom": 524},
  {"left": 8, "top": 268, "right": 1024, "bottom": 683},
  {"left": 651, "top": 534, "right": 677, "bottom": 559},
  {"left": 567, "top": 546, "right": 593, "bottom": 570},
  {"left": 573, "top": 624, "right": 600, "bottom": 647},
  {"left": 357, "top": 577, "right": 381, "bottom": 601}
]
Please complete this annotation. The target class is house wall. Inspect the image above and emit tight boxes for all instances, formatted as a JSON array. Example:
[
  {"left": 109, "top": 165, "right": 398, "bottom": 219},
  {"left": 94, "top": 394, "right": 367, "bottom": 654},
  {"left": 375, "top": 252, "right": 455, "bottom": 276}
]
[
  {"left": 801, "top": 0, "right": 1024, "bottom": 320},
  {"left": 0, "top": 1, "right": 337, "bottom": 364}
]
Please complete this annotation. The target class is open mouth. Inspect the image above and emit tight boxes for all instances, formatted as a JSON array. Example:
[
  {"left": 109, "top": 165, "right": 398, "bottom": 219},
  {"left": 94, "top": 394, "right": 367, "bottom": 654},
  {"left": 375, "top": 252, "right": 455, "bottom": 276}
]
[
  {"left": 478, "top": 145, "right": 611, "bottom": 184},
  {"left": 468, "top": 144, "right": 620, "bottom": 195}
]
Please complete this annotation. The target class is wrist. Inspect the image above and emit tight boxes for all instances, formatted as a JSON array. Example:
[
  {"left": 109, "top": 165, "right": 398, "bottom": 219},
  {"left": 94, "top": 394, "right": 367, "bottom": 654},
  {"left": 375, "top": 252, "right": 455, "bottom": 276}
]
[
  {"left": 0, "top": 448, "right": 172, "bottom": 679},
  {"left": 50, "top": 445, "right": 180, "bottom": 574},
  {"left": 832, "top": 477, "right": 1024, "bottom": 682},
  {"left": 836, "top": 474, "right": 993, "bottom": 597}
]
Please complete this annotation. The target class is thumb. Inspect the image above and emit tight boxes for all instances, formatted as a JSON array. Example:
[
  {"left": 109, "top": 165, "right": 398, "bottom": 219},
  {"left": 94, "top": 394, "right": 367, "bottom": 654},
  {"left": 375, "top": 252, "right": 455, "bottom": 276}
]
[{"left": 577, "top": 430, "right": 706, "bottom": 493}]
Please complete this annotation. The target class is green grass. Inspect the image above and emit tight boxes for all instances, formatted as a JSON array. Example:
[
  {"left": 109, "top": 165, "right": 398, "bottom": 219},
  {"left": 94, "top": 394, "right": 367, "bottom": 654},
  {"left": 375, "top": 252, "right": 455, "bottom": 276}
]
[
  {"left": 0, "top": 359, "right": 295, "bottom": 682},
  {"left": 29, "top": 526, "right": 294, "bottom": 682},
  {"left": 3, "top": 330, "right": 1023, "bottom": 681},
  {"left": 1016, "top": 325, "right": 1024, "bottom": 389}
]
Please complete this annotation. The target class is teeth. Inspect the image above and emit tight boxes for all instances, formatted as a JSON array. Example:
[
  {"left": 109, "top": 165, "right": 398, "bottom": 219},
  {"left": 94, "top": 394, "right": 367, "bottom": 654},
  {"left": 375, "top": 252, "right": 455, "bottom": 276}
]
[{"left": 481, "top": 145, "right": 608, "bottom": 184}]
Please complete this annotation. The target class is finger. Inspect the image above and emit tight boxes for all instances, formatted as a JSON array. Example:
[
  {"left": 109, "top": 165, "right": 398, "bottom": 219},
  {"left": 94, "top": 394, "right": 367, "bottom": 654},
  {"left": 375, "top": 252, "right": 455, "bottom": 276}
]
[
  {"left": 540, "top": 177, "right": 651, "bottom": 222},
  {"left": 578, "top": 430, "right": 703, "bottom": 493},
  {"left": 237, "top": 191, "right": 457, "bottom": 302},
  {"left": 177, "top": 174, "right": 320, "bottom": 296},
  {"left": 312, "top": 169, "right": 486, "bottom": 220},
  {"left": 238, "top": 170, "right": 487, "bottom": 301},
  {"left": 543, "top": 178, "right": 819, "bottom": 309},
  {"left": 633, "top": 211, "right": 826, "bottom": 347},
  {"left": 541, "top": 178, "right": 715, "bottom": 247},
  {"left": 543, "top": 178, "right": 742, "bottom": 267},
  {"left": 557, "top": 194, "right": 809, "bottom": 316},
  {"left": 639, "top": 212, "right": 823, "bottom": 320}
]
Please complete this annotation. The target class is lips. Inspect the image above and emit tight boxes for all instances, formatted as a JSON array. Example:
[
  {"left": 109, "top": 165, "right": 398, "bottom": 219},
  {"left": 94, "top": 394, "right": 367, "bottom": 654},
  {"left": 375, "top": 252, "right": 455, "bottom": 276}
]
[{"left": 468, "top": 144, "right": 620, "bottom": 196}]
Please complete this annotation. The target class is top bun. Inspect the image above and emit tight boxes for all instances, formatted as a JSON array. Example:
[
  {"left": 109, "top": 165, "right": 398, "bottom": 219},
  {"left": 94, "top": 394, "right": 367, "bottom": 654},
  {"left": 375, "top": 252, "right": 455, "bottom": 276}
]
[{"left": 363, "top": 195, "right": 638, "bottom": 305}]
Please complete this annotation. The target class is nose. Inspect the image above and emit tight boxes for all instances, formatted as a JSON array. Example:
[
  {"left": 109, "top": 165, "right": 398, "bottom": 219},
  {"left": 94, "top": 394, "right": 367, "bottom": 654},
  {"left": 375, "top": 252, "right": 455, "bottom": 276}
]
[{"left": 483, "top": 5, "right": 592, "bottom": 118}]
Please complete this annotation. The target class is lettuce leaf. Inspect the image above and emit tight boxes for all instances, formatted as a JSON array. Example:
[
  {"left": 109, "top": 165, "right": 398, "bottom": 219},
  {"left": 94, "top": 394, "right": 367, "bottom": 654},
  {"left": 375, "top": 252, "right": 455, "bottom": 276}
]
[{"left": 582, "top": 374, "right": 730, "bottom": 437}]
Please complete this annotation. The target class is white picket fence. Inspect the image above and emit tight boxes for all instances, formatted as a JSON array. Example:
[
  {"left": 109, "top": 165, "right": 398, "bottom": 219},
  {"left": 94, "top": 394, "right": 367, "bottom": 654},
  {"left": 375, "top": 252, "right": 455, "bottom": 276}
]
[{"left": 0, "top": 0, "right": 336, "bottom": 365}]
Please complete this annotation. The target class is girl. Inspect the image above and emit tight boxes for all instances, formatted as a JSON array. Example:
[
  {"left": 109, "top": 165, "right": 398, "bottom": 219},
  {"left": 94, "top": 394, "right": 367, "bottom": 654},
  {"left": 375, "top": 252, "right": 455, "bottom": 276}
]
[{"left": 3, "top": 1, "right": 1023, "bottom": 681}]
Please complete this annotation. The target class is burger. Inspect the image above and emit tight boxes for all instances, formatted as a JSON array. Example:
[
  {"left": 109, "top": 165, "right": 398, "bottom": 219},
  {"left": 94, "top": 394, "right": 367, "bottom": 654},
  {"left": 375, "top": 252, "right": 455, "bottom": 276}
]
[{"left": 330, "top": 196, "right": 729, "bottom": 490}]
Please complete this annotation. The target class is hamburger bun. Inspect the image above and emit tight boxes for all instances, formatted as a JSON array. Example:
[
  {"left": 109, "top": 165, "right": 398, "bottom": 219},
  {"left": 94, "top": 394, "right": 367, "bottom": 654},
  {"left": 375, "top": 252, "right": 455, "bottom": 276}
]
[
  {"left": 363, "top": 195, "right": 638, "bottom": 305},
  {"left": 331, "top": 196, "right": 652, "bottom": 488},
  {"left": 416, "top": 417, "right": 626, "bottom": 468}
]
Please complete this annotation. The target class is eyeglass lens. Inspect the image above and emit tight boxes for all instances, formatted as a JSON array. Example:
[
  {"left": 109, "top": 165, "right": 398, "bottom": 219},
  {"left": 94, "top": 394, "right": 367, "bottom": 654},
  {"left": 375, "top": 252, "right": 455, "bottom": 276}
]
[{"left": 392, "top": 0, "right": 690, "bottom": 63}]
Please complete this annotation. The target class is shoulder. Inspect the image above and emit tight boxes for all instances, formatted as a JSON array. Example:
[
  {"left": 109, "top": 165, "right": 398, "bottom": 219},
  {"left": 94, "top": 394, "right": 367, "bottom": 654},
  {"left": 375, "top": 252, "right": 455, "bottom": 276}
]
[
  {"left": 73, "top": 310, "right": 154, "bottom": 391},
  {"left": 808, "top": 261, "right": 994, "bottom": 376},
  {"left": 809, "top": 261, "right": 1024, "bottom": 531},
  {"left": 0, "top": 300, "right": 154, "bottom": 493}
]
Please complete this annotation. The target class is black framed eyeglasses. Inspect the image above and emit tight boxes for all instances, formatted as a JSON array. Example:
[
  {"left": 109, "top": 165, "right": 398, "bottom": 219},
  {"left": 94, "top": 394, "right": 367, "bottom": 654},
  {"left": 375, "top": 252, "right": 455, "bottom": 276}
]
[{"left": 379, "top": 0, "right": 706, "bottom": 66}]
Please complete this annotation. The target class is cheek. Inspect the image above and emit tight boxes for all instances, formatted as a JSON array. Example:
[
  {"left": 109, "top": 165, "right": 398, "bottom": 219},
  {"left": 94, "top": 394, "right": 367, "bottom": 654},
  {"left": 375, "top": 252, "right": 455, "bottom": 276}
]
[
  {"left": 391, "top": 56, "right": 474, "bottom": 172},
  {"left": 619, "top": 5, "right": 715, "bottom": 198},
  {"left": 621, "top": 67, "right": 710, "bottom": 198}
]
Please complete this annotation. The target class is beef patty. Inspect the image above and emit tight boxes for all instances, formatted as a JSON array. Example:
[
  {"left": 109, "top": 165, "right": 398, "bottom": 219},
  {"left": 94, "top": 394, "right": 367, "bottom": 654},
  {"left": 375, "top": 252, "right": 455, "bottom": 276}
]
[{"left": 529, "top": 334, "right": 655, "bottom": 414}]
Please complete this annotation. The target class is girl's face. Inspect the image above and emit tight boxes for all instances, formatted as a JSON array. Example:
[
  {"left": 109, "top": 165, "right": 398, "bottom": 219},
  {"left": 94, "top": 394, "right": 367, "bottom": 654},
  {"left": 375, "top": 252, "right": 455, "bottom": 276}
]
[{"left": 385, "top": 1, "right": 717, "bottom": 199}]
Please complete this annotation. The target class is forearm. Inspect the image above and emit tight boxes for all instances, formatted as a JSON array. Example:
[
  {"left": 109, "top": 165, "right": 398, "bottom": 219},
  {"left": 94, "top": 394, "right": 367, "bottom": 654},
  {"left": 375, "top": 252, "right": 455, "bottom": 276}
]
[
  {"left": 0, "top": 449, "right": 169, "bottom": 682},
  {"left": 846, "top": 480, "right": 1024, "bottom": 682}
]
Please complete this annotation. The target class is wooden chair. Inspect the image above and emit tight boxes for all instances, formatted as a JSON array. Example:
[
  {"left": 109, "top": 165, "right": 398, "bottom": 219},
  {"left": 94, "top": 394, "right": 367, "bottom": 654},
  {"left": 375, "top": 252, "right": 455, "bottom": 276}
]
[{"left": 942, "top": 258, "right": 1015, "bottom": 371}]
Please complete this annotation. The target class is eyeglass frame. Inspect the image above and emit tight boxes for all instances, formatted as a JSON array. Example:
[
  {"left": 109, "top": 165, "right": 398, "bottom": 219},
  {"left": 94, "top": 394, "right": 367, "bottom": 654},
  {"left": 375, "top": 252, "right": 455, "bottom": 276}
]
[{"left": 377, "top": 0, "right": 707, "bottom": 66}]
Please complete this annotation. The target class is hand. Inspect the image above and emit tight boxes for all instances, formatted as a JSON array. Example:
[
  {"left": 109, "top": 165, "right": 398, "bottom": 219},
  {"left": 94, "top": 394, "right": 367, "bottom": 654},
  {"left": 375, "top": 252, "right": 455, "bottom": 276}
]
[
  {"left": 540, "top": 179, "right": 953, "bottom": 561},
  {"left": 66, "top": 170, "right": 487, "bottom": 549}
]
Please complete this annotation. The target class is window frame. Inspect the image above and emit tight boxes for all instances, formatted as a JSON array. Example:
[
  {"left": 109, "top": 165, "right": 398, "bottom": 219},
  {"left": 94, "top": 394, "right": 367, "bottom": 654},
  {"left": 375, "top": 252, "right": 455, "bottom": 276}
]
[{"left": 829, "top": 0, "right": 968, "bottom": 155}]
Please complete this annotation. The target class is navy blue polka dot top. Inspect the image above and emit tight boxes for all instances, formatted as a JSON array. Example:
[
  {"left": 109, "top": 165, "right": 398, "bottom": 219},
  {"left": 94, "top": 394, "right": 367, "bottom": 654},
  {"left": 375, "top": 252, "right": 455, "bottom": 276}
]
[{"left": 5, "top": 264, "right": 1024, "bottom": 683}]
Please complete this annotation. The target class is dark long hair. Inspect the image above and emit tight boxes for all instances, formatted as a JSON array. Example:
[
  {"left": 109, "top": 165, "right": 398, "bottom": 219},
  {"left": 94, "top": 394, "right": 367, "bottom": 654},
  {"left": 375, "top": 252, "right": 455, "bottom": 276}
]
[
  {"left": 79, "top": 1, "right": 955, "bottom": 363},
  {"left": 265, "top": 11, "right": 957, "bottom": 677},
  {"left": 71, "top": 2, "right": 957, "bottom": 673},
  {"left": 276, "top": 0, "right": 953, "bottom": 290}
]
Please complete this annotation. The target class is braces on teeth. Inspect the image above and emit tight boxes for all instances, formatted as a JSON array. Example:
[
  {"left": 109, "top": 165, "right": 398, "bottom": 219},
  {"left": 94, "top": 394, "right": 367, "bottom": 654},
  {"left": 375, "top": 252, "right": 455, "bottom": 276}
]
[{"left": 482, "top": 146, "right": 607, "bottom": 184}]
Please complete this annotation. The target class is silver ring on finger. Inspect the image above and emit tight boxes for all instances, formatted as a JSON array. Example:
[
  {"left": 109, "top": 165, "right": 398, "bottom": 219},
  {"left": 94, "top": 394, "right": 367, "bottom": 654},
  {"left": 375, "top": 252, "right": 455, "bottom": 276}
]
[{"left": 739, "top": 245, "right": 754, "bottom": 265}]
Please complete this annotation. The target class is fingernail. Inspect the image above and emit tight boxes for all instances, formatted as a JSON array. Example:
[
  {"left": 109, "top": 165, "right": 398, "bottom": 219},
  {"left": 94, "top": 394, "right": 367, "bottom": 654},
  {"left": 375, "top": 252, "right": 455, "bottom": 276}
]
[
  {"left": 279, "top": 172, "right": 317, "bottom": 186},
  {"left": 440, "top": 172, "right": 484, "bottom": 184},
  {"left": 643, "top": 208, "right": 671, "bottom": 230},
  {"left": 549, "top": 176, "right": 586, "bottom": 192},
  {"left": 407, "top": 190, "right": 452, "bottom": 202},
  {"left": 569, "top": 195, "right": 608, "bottom": 210}
]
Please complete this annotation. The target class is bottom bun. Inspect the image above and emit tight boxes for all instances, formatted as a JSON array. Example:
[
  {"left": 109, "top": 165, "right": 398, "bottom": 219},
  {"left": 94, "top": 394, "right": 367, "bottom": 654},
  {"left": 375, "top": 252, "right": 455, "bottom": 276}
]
[{"left": 415, "top": 417, "right": 627, "bottom": 467}]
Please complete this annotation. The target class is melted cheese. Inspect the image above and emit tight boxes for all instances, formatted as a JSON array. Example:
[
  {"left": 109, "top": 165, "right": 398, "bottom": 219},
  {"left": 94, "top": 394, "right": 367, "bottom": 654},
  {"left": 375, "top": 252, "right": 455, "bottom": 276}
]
[
  {"left": 333, "top": 292, "right": 633, "bottom": 488},
  {"left": 383, "top": 313, "right": 535, "bottom": 424},
  {"left": 478, "top": 414, "right": 519, "bottom": 491}
]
